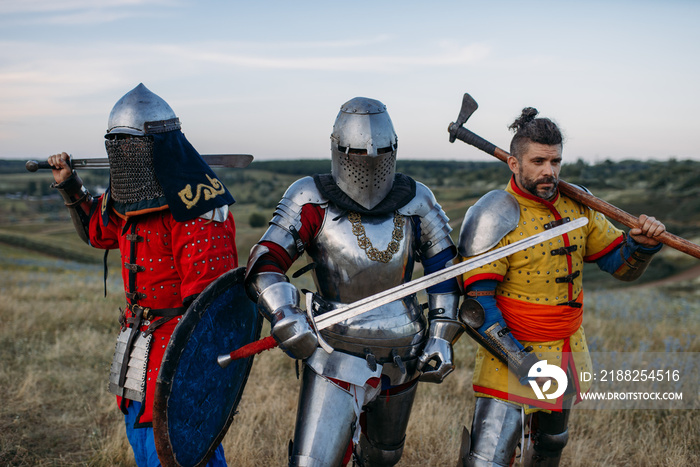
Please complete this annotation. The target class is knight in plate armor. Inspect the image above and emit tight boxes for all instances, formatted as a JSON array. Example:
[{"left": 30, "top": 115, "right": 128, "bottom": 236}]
[
  {"left": 245, "top": 97, "right": 463, "bottom": 466},
  {"left": 46, "top": 83, "right": 238, "bottom": 466},
  {"left": 455, "top": 107, "right": 666, "bottom": 466}
]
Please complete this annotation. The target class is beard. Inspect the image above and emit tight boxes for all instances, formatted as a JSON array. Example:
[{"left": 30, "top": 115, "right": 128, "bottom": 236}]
[{"left": 520, "top": 172, "right": 559, "bottom": 200}]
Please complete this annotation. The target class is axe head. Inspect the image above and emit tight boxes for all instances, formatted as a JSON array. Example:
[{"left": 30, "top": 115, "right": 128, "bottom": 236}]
[{"left": 449, "top": 93, "right": 479, "bottom": 142}]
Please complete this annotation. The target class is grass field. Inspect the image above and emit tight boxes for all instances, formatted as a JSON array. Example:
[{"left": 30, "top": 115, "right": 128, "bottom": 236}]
[{"left": 1, "top": 213, "right": 698, "bottom": 466}]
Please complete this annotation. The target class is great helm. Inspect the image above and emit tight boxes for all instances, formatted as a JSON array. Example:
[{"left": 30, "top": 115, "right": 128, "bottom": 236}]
[
  {"left": 330, "top": 97, "right": 398, "bottom": 210},
  {"left": 106, "top": 83, "right": 181, "bottom": 136}
]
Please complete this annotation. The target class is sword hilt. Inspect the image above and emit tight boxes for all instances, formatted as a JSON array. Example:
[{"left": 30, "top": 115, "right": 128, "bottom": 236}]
[
  {"left": 217, "top": 218, "right": 590, "bottom": 368},
  {"left": 305, "top": 291, "right": 334, "bottom": 354},
  {"left": 217, "top": 335, "right": 278, "bottom": 368},
  {"left": 26, "top": 159, "right": 74, "bottom": 172},
  {"left": 217, "top": 292, "right": 334, "bottom": 367}
]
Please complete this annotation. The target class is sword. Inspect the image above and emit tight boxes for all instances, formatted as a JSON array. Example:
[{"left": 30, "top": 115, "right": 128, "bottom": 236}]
[
  {"left": 217, "top": 216, "right": 589, "bottom": 367},
  {"left": 25, "top": 154, "right": 254, "bottom": 172}
]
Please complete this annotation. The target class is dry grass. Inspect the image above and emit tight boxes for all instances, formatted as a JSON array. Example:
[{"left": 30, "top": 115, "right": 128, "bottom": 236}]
[
  {"left": 1, "top": 242, "right": 698, "bottom": 466},
  {"left": 0, "top": 254, "right": 132, "bottom": 466}
]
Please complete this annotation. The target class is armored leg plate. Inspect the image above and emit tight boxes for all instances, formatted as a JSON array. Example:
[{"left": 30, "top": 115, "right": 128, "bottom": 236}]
[
  {"left": 290, "top": 365, "right": 356, "bottom": 467},
  {"left": 355, "top": 381, "right": 418, "bottom": 466},
  {"left": 522, "top": 400, "right": 572, "bottom": 467},
  {"left": 463, "top": 397, "right": 523, "bottom": 467}
]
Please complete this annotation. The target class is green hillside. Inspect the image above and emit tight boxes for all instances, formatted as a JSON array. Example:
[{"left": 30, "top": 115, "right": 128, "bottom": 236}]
[{"left": 1, "top": 158, "right": 699, "bottom": 288}]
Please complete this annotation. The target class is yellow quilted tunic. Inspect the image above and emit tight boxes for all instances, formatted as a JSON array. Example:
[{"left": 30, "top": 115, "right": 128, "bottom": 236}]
[{"left": 460, "top": 178, "right": 625, "bottom": 411}]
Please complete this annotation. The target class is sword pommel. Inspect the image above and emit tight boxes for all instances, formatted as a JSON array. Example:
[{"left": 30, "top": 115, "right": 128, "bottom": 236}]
[
  {"left": 217, "top": 353, "right": 233, "bottom": 368},
  {"left": 25, "top": 160, "right": 50, "bottom": 172}
]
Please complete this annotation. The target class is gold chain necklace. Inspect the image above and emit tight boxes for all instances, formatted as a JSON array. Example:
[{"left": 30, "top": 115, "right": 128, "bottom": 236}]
[{"left": 348, "top": 211, "right": 405, "bottom": 263}]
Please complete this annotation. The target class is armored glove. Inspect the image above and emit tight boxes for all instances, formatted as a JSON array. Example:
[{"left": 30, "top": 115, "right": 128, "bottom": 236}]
[
  {"left": 253, "top": 278, "right": 318, "bottom": 360},
  {"left": 418, "top": 321, "right": 465, "bottom": 383},
  {"left": 418, "top": 293, "right": 464, "bottom": 383},
  {"left": 269, "top": 303, "right": 318, "bottom": 360}
]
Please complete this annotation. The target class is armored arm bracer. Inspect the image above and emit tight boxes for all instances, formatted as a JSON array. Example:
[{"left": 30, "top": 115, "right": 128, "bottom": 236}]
[
  {"left": 401, "top": 182, "right": 463, "bottom": 334},
  {"left": 427, "top": 292, "right": 465, "bottom": 341},
  {"left": 255, "top": 277, "right": 300, "bottom": 321},
  {"left": 51, "top": 171, "right": 94, "bottom": 245},
  {"left": 245, "top": 263, "right": 311, "bottom": 350},
  {"left": 244, "top": 177, "right": 327, "bottom": 302},
  {"left": 612, "top": 244, "right": 657, "bottom": 282},
  {"left": 418, "top": 291, "right": 464, "bottom": 383}
]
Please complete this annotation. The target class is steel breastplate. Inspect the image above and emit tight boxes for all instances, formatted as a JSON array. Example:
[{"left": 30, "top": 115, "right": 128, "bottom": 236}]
[
  {"left": 307, "top": 204, "right": 427, "bottom": 372},
  {"left": 308, "top": 204, "right": 416, "bottom": 302}
]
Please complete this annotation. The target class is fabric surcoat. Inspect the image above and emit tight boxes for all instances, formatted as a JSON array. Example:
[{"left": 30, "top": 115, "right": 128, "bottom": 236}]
[
  {"left": 460, "top": 177, "right": 625, "bottom": 411},
  {"left": 89, "top": 197, "right": 238, "bottom": 426}
]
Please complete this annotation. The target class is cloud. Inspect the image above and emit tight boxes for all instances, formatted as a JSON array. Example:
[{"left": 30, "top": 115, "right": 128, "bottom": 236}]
[
  {"left": 0, "top": 37, "right": 491, "bottom": 93},
  {"left": 0, "top": 0, "right": 176, "bottom": 25},
  {"left": 248, "top": 35, "right": 398, "bottom": 51},
  {"left": 155, "top": 42, "right": 491, "bottom": 72},
  {"left": 0, "top": 0, "right": 170, "bottom": 14},
  {"left": 0, "top": 42, "right": 134, "bottom": 120}
]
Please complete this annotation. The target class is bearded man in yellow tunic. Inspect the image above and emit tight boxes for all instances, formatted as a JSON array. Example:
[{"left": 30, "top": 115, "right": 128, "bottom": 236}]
[{"left": 456, "top": 107, "right": 666, "bottom": 467}]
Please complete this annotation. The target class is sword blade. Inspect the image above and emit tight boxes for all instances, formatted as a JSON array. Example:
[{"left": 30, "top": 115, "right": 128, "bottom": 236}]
[
  {"left": 216, "top": 215, "right": 588, "bottom": 367},
  {"left": 25, "top": 154, "right": 254, "bottom": 172},
  {"left": 199, "top": 154, "right": 254, "bottom": 168},
  {"left": 314, "top": 216, "right": 589, "bottom": 330}
]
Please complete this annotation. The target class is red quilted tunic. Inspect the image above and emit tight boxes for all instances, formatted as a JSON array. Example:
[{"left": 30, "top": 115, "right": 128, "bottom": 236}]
[{"left": 89, "top": 196, "right": 238, "bottom": 426}]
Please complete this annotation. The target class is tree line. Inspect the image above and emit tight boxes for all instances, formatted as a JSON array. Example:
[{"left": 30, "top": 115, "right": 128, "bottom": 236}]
[{"left": 2, "top": 157, "right": 699, "bottom": 234}]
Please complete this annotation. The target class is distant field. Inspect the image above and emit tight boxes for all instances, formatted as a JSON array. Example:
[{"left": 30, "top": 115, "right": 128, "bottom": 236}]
[{"left": 3, "top": 157, "right": 700, "bottom": 286}]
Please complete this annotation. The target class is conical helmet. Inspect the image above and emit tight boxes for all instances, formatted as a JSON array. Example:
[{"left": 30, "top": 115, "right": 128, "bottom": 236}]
[
  {"left": 104, "top": 84, "right": 176, "bottom": 207},
  {"left": 106, "top": 83, "right": 181, "bottom": 136}
]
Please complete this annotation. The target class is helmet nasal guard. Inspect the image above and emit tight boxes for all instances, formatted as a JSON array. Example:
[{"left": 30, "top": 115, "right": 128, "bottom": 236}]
[{"left": 330, "top": 97, "right": 398, "bottom": 211}]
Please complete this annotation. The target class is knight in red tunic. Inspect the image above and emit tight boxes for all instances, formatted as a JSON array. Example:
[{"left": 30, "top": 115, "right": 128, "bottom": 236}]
[{"left": 47, "top": 84, "right": 237, "bottom": 466}]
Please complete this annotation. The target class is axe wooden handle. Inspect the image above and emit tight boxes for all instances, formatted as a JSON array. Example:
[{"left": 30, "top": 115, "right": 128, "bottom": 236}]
[{"left": 449, "top": 124, "right": 700, "bottom": 260}]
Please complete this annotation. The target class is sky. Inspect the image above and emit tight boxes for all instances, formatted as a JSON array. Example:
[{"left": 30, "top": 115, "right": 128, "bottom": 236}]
[{"left": 1, "top": 0, "right": 699, "bottom": 165}]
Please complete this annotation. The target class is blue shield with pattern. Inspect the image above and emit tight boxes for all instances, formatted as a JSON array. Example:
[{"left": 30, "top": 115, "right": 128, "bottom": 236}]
[{"left": 153, "top": 267, "right": 261, "bottom": 467}]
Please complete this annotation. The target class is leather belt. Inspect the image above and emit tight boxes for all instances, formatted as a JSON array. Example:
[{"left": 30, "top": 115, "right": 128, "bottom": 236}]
[{"left": 466, "top": 290, "right": 496, "bottom": 297}]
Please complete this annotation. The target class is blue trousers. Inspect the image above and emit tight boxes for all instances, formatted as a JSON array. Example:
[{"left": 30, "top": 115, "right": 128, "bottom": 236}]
[{"left": 125, "top": 402, "right": 227, "bottom": 467}]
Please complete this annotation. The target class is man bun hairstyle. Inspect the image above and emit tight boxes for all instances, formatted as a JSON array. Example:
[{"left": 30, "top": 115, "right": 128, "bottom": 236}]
[{"left": 508, "top": 107, "right": 563, "bottom": 160}]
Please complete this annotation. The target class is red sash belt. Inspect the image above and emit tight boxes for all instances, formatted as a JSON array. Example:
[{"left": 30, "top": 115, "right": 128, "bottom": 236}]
[{"left": 497, "top": 293, "right": 584, "bottom": 341}]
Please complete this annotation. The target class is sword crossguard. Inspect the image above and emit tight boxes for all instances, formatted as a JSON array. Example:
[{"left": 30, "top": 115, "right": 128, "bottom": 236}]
[{"left": 305, "top": 291, "right": 334, "bottom": 354}]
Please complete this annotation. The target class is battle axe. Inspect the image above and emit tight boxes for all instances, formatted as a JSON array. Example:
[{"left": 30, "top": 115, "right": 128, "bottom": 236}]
[{"left": 447, "top": 93, "right": 700, "bottom": 260}]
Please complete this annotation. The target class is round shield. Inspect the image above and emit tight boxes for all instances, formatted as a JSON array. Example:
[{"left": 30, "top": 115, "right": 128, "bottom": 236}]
[{"left": 153, "top": 266, "right": 261, "bottom": 467}]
